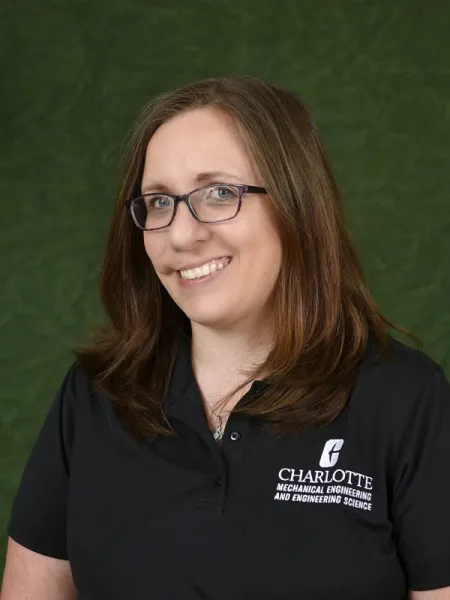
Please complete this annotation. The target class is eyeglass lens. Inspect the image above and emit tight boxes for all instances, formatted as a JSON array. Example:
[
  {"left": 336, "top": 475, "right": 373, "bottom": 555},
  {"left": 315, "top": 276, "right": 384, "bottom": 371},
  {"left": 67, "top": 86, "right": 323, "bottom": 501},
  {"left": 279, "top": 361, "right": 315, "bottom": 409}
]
[{"left": 132, "top": 184, "right": 241, "bottom": 230}]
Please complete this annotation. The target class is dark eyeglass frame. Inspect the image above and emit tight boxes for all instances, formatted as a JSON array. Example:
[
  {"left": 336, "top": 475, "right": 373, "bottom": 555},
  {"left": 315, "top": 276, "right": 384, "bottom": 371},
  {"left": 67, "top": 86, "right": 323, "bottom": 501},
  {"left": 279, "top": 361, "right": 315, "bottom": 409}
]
[{"left": 127, "top": 183, "right": 267, "bottom": 231}]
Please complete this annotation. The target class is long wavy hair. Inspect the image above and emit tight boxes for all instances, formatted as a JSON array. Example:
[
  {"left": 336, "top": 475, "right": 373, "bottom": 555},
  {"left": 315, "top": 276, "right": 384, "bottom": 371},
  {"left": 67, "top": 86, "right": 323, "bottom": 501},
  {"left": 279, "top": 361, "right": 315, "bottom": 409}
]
[{"left": 73, "top": 76, "right": 420, "bottom": 444}]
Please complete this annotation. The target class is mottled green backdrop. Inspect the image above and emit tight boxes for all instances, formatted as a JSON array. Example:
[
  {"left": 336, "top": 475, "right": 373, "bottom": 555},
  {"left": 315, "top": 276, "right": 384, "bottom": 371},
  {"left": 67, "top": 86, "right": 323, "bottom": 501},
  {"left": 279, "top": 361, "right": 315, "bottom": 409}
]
[{"left": 1, "top": 0, "right": 449, "bottom": 572}]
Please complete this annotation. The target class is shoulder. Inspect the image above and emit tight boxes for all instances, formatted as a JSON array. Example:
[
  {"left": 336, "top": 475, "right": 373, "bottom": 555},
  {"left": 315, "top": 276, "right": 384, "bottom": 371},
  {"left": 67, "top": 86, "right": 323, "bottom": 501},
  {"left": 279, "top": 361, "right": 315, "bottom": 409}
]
[
  {"left": 357, "top": 333, "right": 445, "bottom": 395},
  {"left": 53, "top": 359, "right": 95, "bottom": 413},
  {"left": 351, "top": 334, "right": 449, "bottom": 433},
  {"left": 53, "top": 358, "right": 107, "bottom": 431},
  {"left": 62, "top": 358, "right": 96, "bottom": 395}
]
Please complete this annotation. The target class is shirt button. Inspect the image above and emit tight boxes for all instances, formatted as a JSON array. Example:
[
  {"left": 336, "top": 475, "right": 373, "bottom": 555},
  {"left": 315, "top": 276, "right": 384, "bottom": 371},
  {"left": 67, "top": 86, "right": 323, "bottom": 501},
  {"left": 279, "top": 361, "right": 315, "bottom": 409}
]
[
  {"left": 213, "top": 476, "right": 223, "bottom": 487},
  {"left": 230, "top": 431, "right": 241, "bottom": 441}
]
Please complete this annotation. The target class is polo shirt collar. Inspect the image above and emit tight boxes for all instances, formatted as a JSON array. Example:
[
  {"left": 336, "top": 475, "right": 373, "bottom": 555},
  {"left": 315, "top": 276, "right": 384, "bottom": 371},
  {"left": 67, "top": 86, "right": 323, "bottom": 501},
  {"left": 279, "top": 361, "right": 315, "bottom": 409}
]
[
  {"left": 163, "top": 332, "right": 214, "bottom": 443},
  {"left": 163, "top": 332, "right": 268, "bottom": 444},
  {"left": 164, "top": 330, "right": 380, "bottom": 417}
]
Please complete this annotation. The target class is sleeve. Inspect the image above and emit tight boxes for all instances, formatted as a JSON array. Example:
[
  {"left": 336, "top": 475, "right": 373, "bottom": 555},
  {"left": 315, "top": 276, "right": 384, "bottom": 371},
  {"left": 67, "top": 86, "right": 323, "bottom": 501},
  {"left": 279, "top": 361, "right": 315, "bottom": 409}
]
[
  {"left": 6, "top": 361, "right": 78, "bottom": 560},
  {"left": 392, "top": 365, "right": 450, "bottom": 591}
]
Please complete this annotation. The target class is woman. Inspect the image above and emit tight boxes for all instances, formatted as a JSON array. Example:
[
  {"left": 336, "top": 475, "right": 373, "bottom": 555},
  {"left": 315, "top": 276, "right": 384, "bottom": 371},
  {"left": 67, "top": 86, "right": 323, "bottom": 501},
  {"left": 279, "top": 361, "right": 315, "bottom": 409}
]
[{"left": 2, "top": 76, "right": 450, "bottom": 599}]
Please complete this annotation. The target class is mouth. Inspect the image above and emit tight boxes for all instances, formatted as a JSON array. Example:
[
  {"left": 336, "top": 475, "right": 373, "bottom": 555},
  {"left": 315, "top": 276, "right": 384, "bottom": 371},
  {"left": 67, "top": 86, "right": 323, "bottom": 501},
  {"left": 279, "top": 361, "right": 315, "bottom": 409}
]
[{"left": 178, "top": 257, "right": 232, "bottom": 282}]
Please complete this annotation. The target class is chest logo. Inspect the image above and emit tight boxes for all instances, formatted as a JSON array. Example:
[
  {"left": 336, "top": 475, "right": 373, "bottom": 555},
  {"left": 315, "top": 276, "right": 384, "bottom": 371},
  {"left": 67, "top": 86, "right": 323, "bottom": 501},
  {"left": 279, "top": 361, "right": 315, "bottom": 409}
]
[
  {"left": 274, "top": 438, "right": 374, "bottom": 512},
  {"left": 319, "top": 438, "right": 344, "bottom": 467}
]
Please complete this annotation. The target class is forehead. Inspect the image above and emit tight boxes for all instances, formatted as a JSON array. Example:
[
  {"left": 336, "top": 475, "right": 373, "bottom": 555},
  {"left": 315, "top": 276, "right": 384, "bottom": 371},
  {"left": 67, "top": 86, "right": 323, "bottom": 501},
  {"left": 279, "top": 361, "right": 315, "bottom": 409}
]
[{"left": 142, "top": 107, "right": 257, "bottom": 191}]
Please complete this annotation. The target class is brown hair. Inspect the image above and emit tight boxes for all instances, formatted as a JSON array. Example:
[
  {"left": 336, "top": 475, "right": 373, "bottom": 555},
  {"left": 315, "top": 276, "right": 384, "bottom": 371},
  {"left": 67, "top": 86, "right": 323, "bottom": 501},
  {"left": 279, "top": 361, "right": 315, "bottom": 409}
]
[{"left": 73, "top": 76, "right": 420, "bottom": 444}]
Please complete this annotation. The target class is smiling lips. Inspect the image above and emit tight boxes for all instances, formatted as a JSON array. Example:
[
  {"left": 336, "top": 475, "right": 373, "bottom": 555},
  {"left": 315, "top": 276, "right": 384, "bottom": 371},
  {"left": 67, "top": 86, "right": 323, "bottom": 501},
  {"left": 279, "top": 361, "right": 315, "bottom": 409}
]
[{"left": 179, "top": 257, "right": 231, "bottom": 280}]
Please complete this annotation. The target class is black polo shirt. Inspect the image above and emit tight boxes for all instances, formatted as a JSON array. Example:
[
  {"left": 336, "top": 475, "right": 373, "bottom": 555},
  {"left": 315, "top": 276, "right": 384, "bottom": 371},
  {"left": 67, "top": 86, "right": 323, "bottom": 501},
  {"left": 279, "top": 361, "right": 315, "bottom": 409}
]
[{"left": 7, "top": 333, "right": 450, "bottom": 599}]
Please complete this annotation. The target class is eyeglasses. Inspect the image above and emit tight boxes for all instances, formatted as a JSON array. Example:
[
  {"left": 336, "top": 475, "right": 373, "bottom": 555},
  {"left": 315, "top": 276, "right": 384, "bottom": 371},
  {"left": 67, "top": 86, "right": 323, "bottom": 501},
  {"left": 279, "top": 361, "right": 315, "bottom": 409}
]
[{"left": 128, "top": 183, "right": 267, "bottom": 231}]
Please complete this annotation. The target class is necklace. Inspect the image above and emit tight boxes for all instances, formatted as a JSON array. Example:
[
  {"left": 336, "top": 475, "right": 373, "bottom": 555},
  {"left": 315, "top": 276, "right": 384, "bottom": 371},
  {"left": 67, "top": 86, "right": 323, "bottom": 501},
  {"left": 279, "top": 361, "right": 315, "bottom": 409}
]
[
  {"left": 209, "top": 403, "right": 228, "bottom": 442},
  {"left": 211, "top": 413, "right": 223, "bottom": 442}
]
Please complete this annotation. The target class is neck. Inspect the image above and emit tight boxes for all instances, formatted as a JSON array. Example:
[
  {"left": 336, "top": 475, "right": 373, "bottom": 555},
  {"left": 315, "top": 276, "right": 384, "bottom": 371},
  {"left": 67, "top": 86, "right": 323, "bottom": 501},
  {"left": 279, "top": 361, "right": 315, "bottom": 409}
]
[{"left": 190, "top": 320, "right": 273, "bottom": 380}]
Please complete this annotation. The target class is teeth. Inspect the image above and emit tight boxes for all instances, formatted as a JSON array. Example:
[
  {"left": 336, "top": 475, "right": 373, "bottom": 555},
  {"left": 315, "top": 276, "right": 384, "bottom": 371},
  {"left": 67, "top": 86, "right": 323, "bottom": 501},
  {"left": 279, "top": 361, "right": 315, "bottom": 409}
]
[{"left": 180, "top": 258, "right": 229, "bottom": 280}]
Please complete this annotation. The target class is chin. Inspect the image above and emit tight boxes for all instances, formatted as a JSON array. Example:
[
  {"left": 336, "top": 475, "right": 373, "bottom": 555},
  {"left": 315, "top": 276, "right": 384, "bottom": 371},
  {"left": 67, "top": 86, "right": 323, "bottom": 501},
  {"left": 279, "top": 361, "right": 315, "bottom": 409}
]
[
  {"left": 187, "top": 314, "right": 229, "bottom": 329},
  {"left": 182, "top": 306, "right": 233, "bottom": 329}
]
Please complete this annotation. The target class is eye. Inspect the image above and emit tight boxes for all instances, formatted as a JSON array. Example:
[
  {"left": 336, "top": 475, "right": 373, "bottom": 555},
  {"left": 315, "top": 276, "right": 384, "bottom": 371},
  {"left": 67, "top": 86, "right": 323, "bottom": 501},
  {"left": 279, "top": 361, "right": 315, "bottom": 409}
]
[
  {"left": 146, "top": 195, "right": 173, "bottom": 210},
  {"left": 209, "top": 185, "right": 239, "bottom": 202}
]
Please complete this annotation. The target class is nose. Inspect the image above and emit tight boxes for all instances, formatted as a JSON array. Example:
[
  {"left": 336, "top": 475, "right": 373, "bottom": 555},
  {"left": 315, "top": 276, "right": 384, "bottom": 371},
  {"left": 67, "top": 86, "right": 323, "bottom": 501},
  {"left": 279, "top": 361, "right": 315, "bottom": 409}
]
[{"left": 167, "top": 200, "right": 210, "bottom": 249}]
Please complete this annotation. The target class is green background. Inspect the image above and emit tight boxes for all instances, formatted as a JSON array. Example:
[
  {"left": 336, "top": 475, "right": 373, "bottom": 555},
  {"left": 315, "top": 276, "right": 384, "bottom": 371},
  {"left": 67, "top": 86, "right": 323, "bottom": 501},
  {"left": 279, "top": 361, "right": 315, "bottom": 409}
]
[{"left": 0, "top": 0, "right": 449, "bottom": 574}]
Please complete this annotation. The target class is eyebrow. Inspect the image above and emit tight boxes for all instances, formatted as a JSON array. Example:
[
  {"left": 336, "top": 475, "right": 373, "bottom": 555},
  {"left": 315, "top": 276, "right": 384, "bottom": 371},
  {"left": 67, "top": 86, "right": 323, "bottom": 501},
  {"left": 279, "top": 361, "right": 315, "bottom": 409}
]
[{"left": 140, "top": 171, "right": 243, "bottom": 194}]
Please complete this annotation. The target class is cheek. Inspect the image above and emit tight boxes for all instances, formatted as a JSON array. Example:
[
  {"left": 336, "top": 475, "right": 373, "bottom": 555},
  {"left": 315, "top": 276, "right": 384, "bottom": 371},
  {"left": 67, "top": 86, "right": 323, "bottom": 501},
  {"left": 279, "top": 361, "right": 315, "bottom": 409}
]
[
  {"left": 245, "top": 226, "right": 282, "bottom": 274},
  {"left": 238, "top": 204, "right": 282, "bottom": 266},
  {"left": 143, "top": 236, "right": 165, "bottom": 271}
]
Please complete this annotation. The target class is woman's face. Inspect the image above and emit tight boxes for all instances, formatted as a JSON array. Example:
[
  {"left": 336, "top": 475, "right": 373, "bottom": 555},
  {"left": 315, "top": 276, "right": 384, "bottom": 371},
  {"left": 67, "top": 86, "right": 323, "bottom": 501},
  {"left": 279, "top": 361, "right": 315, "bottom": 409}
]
[{"left": 141, "top": 107, "right": 283, "bottom": 332}]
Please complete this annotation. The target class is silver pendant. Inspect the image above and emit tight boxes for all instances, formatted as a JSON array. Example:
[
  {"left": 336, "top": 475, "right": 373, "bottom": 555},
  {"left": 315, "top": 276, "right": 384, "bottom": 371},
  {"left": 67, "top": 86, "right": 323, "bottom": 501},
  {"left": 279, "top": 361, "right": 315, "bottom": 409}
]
[{"left": 212, "top": 424, "right": 223, "bottom": 442}]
